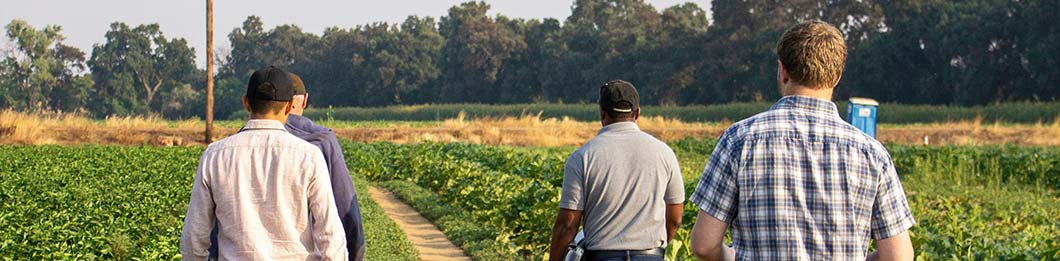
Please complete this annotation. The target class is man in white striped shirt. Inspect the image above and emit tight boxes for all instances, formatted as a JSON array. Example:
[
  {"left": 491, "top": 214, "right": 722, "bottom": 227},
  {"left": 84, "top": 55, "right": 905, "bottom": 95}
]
[{"left": 181, "top": 66, "right": 347, "bottom": 260}]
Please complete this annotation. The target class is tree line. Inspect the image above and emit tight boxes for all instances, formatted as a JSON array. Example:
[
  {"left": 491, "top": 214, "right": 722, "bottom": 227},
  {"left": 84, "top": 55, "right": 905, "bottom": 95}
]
[{"left": 1, "top": 0, "right": 1057, "bottom": 119}]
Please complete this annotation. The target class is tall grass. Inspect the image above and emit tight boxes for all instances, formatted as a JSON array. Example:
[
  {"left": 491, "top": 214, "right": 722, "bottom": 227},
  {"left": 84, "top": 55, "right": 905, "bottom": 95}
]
[{"left": 289, "top": 102, "right": 1060, "bottom": 124}]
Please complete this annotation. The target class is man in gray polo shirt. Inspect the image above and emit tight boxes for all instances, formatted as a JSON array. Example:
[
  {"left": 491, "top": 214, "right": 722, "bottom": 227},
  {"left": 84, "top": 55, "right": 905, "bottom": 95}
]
[{"left": 549, "top": 80, "right": 685, "bottom": 261}]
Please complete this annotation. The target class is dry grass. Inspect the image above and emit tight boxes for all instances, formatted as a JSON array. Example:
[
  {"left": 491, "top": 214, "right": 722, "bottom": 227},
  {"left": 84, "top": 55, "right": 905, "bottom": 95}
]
[
  {"left": 1, "top": 110, "right": 1057, "bottom": 147},
  {"left": 0, "top": 110, "right": 234, "bottom": 146},
  {"left": 878, "top": 117, "right": 1060, "bottom": 146},
  {"left": 0, "top": 109, "right": 49, "bottom": 144}
]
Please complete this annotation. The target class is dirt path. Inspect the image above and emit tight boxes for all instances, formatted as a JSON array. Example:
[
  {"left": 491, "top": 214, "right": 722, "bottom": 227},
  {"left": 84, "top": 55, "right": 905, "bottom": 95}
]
[{"left": 368, "top": 186, "right": 471, "bottom": 261}]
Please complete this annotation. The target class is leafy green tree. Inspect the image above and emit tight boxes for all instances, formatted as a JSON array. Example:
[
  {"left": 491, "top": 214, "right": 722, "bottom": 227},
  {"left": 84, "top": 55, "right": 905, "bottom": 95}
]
[
  {"left": 376, "top": 16, "right": 444, "bottom": 105},
  {"left": 0, "top": 20, "right": 92, "bottom": 112},
  {"left": 650, "top": 3, "right": 710, "bottom": 105},
  {"left": 559, "top": 0, "right": 662, "bottom": 102},
  {"left": 87, "top": 22, "right": 196, "bottom": 116},
  {"left": 438, "top": 1, "right": 526, "bottom": 103}
]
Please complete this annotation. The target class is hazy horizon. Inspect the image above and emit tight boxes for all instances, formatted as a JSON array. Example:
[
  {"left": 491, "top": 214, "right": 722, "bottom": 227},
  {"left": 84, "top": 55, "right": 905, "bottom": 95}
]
[{"left": 1, "top": 0, "right": 710, "bottom": 68}]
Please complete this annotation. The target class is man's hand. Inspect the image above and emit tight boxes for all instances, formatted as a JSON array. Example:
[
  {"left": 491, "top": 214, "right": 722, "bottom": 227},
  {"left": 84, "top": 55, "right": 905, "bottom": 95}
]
[
  {"left": 867, "top": 231, "right": 914, "bottom": 261},
  {"left": 549, "top": 208, "right": 582, "bottom": 261},
  {"left": 690, "top": 211, "right": 735, "bottom": 261}
]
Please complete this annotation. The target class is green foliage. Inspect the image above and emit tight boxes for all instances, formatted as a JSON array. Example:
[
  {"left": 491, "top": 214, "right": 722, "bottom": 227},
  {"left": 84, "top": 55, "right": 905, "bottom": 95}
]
[
  {"left": 86, "top": 22, "right": 199, "bottom": 117},
  {"left": 343, "top": 139, "right": 1060, "bottom": 260},
  {"left": 0, "top": 145, "right": 418, "bottom": 260},
  {"left": 0, "top": 145, "right": 200, "bottom": 259},
  {"left": 295, "top": 102, "right": 1060, "bottom": 124},
  {"left": 0, "top": 20, "right": 92, "bottom": 112}
]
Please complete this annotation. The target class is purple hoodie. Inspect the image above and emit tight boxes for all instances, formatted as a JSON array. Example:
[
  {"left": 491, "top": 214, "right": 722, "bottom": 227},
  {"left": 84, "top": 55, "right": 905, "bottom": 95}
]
[{"left": 285, "top": 114, "right": 366, "bottom": 260}]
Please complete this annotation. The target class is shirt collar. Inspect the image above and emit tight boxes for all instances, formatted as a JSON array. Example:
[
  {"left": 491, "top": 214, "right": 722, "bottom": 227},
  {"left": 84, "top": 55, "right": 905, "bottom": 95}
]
[
  {"left": 771, "top": 95, "right": 840, "bottom": 116},
  {"left": 241, "top": 119, "right": 287, "bottom": 132},
  {"left": 286, "top": 114, "right": 311, "bottom": 127},
  {"left": 597, "top": 121, "right": 639, "bottom": 135}
]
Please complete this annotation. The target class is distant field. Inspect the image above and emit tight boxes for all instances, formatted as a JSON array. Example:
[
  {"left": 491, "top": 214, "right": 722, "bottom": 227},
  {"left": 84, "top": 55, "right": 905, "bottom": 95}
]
[{"left": 264, "top": 102, "right": 1060, "bottom": 124}]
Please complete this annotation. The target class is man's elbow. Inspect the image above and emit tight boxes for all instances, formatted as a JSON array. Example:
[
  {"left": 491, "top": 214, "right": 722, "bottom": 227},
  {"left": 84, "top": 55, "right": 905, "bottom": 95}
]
[
  {"left": 689, "top": 237, "right": 714, "bottom": 260},
  {"left": 666, "top": 218, "right": 682, "bottom": 230},
  {"left": 873, "top": 231, "right": 915, "bottom": 261},
  {"left": 552, "top": 221, "right": 577, "bottom": 235}
]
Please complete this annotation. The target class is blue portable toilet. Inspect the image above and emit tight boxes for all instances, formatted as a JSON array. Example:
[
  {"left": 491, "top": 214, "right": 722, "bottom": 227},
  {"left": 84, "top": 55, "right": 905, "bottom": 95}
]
[{"left": 846, "top": 97, "right": 879, "bottom": 138}]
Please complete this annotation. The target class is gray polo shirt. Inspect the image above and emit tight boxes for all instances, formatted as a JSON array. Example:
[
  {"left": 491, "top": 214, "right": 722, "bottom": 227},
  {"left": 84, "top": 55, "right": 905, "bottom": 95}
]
[{"left": 560, "top": 121, "right": 685, "bottom": 251}]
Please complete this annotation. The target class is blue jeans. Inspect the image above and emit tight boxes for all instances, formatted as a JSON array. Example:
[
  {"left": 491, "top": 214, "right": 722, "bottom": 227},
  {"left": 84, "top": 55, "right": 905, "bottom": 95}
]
[{"left": 590, "top": 254, "right": 665, "bottom": 261}]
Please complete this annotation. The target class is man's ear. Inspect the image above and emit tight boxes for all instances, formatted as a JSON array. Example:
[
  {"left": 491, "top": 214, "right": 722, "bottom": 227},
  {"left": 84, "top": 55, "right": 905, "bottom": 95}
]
[
  {"left": 777, "top": 60, "right": 790, "bottom": 85},
  {"left": 242, "top": 96, "right": 251, "bottom": 113},
  {"left": 633, "top": 108, "right": 640, "bottom": 121},
  {"left": 302, "top": 94, "right": 309, "bottom": 109},
  {"left": 284, "top": 100, "right": 294, "bottom": 115}
]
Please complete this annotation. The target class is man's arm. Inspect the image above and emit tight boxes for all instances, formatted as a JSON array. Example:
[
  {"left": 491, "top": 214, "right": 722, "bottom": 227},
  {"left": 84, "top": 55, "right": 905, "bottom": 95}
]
[
  {"left": 665, "top": 204, "right": 683, "bottom": 242},
  {"left": 662, "top": 148, "right": 685, "bottom": 243},
  {"left": 318, "top": 132, "right": 366, "bottom": 260},
  {"left": 181, "top": 157, "right": 215, "bottom": 260},
  {"left": 867, "top": 231, "right": 913, "bottom": 261},
  {"left": 549, "top": 208, "right": 582, "bottom": 261},
  {"left": 690, "top": 211, "right": 735, "bottom": 261},
  {"left": 306, "top": 153, "right": 348, "bottom": 260},
  {"left": 868, "top": 153, "right": 915, "bottom": 261}
]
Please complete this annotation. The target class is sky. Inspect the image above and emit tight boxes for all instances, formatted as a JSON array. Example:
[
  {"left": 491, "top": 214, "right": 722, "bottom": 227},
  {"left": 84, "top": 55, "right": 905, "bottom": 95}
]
[{"left": 1, "top": 0, "right": 710, "bottom": 68}]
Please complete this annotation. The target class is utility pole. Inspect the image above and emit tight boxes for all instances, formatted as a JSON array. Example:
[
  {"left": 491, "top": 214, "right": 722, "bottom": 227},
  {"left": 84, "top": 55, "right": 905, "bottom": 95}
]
[{"left": 205, "top": 0, "right": 215, "bottom": 143}]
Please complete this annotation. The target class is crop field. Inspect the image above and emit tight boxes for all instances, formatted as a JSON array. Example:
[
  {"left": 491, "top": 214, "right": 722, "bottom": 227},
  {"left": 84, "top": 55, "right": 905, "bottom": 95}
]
[
  {"left": 344, "top": 140, "right": 1060, "bottom": 260},
  {"left": 0, "top": 146, "right": 417, "bottom": 260},
  {"left": 1, "top": 140, "right": 1058, "bottom": 260}
]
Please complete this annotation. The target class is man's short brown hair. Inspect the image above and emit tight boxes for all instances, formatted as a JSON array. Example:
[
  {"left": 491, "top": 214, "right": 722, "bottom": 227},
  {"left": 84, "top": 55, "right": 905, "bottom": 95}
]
[
  {"left": 246, "top": 97, "right": 289, "bottom": 115},
  {"left": 776, "top": 20, "right": 847, "bottom": 89}
]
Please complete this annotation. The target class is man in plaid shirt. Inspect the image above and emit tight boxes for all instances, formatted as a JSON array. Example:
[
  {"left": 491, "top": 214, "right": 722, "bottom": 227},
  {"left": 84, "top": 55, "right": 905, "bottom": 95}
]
[{"left": 688, "top": 21, "right": 915, "bottom": 260}]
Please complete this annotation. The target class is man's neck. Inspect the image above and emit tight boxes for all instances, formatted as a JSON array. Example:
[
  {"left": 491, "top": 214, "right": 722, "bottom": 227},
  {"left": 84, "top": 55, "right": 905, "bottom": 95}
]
[
  {"left": 602, "top": 119, "right": 636, "bottom": 127},
  {"left": 782, "top": 84, "right": 834, "bottom": 101},
  {"left": 249, "top": 114, "right": 288, "bottom": 124}
]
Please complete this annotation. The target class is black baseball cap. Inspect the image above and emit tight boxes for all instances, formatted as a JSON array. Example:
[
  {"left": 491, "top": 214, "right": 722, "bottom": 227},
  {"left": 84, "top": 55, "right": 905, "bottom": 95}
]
[
  {"left": 599, "top": 80, "right": 640, "bottom": 113},
  {"left": 246, "top": 66, "right": 295, "bottom": 101}
]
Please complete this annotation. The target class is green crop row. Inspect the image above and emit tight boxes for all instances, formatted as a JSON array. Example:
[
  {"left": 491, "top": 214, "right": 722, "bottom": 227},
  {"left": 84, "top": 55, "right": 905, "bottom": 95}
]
[
  {"left": 0, "top": 145, "right": 418, "bottom": 260},
  {"left": 287, "top": 102, "right": 1060, "bottom": 124},
  {"left": 342, "top": 140, "right": 1060, "bottom": 260}
]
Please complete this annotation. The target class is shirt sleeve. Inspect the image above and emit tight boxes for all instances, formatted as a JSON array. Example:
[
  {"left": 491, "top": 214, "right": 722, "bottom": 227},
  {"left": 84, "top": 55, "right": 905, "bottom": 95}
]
[
  {"left": 664, "top": 148, "right": 685, "bottom": 204},
  {"left": 870, "top": 157, "right": 916, "bottom": 240},
  {"left": 559, "top": 150, "right": 586, "bottom": 210},
  {"left": 306, "top": 151, "right": 349, "bottom": 260},
  {"left": 181, "top": 153, "right": 216, "bottom": 260},
  {"left": 688, "top": 131, "right": 740, "bottom": 224}
]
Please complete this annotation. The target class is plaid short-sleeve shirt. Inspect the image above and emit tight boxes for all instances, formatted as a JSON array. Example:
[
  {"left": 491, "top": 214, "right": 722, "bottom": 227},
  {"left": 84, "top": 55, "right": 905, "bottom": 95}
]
[{"left": 689, "top": 96, "right": 915, "bottom": 260}]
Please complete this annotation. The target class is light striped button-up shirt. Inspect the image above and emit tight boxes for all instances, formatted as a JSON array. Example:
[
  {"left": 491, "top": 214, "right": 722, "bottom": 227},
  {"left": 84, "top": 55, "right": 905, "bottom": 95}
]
[
  {"left": 181, "top": 119, "right": 347, "bottom": 260},
  {"left": 690, "top": 96, "right": 915, "bottom": 260}
]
